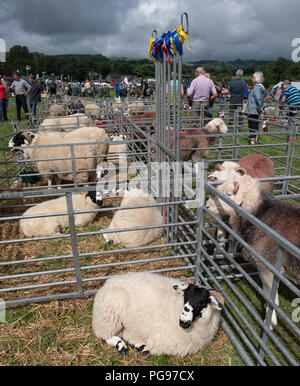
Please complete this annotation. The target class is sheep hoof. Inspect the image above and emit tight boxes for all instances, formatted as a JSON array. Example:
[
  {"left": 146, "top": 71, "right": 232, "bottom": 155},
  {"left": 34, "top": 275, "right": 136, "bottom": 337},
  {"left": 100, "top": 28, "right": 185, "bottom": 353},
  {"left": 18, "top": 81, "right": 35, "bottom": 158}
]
[
  {"left": 119, "top": 347, "right": 128, "bottom": 356},
  {"left": 142, "top": 349, "right": 150, "bottom": 356}
]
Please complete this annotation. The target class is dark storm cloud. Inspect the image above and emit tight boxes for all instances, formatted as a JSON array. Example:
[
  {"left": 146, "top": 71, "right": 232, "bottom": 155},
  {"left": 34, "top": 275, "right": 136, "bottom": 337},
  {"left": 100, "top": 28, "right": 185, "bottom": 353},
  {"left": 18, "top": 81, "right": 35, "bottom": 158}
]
[{"left": 1, "top": 0, "right": 300, "bottom": 60}]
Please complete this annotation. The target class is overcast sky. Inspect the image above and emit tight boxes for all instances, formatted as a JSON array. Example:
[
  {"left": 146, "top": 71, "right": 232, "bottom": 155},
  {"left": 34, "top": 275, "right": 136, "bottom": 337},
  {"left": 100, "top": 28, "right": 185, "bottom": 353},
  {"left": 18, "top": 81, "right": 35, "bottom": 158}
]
[{"left": 0, "top": 0, "right": 299, "bottom": 61}]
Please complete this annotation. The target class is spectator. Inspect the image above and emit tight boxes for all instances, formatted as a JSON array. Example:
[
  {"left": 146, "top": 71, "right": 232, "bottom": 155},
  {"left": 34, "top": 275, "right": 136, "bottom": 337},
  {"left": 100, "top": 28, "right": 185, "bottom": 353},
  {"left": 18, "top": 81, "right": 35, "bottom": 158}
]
[
  {"left": 84, "top": 79, "right": 92, "bottom": 97},
  {"left": 280, "top": 80, "right": 300, "bottom": 117},
  {"left": 246, "top": 71, "right": 267, "bottom": 145},
  {"left": 140, "top": 76, "right": 149, "bottom": 98},
  {"left": 229, "top": 69, "right": 247, "bottom": 124},
  {"left": 0, "top": 75, "right": 8, "bottom": 122},
  {"left": 0, "top": 75, "right": 7, "bottom": 123},
  {"left": 218, "top": 79, "right": 229, "bottom": 114},
  {"left": 187, "top": 67, "right": 217, "bottom": 124},
  {"left": 182, "top": 79, "right": 188, "bottom": 95},
  {"left": 10, "top": 72, "right": 31, "bottom": 121},
  {"left": 166, "top": 72, "right": 184, "bottom": 104},
  {"left": 29, "top": 75, "right": 48, "bottom": 119},
  {"left": 49, "top": 78, "right": 57, "bottom": 96}
]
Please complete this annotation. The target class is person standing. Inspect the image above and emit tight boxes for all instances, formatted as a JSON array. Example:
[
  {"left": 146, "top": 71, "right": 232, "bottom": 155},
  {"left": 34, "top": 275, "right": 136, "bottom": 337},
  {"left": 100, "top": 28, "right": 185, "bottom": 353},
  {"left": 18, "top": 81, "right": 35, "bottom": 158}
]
[
  {"left": 10, "top": 72, "right": 31, "bottom": 121},
  {"left": 229, "top": 69, "right": 246, "bottom": 125},
  {"left": 49, "top": 78, "right": 57, "bottom": 96},
  {"left": 140, "top": 76, "right": 149, "bottom": 98},
  {"left": 0, "top": 76, "right": 7, "bottom": 123},
  {"left": 246, "top": 71, "right": 267, "bottom": 145},
  {"left": 187, "top": 67, "right": 217, "bottom": 125},
  {"left": 29, "top": 75, "right": 48, "bottom": 119},
  {"left": 280, "top": 80, "right": 300, "bottom": 117}
]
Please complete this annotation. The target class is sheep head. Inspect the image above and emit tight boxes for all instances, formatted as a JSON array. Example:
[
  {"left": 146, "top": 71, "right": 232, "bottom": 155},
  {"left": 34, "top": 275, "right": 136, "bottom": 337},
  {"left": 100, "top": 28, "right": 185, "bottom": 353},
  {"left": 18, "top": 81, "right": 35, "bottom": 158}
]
[
  {"left": 207, "top": 175, "right": 262, "bottom": 218},
  {"left": 205, "top": 118, "right": 228, "bottom": 135},
  {"left": 208, "top": 162, "right": 247, "bottom": 183},
  {"left": 173, "top": 284, "right": 224, "bottom": 329},
  {"left": 8, "top": 132, "right": 36, "bottom": 153}
]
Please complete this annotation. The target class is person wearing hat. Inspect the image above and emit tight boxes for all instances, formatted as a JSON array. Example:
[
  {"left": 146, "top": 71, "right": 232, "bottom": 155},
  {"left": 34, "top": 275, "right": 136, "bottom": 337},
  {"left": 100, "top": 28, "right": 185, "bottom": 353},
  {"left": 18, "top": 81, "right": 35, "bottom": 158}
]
[
  {"left": 0, "top": 75, "right": 7, "bottom": 123},
  {"left": 228, "top": 69, "right": 247, "bottom": 125}
]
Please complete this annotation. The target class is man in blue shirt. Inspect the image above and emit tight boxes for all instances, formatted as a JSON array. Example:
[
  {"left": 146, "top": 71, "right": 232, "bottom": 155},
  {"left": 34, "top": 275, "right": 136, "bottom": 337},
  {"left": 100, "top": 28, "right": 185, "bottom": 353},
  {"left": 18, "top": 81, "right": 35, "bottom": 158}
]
[
  {"left": 280, "top": 80, "right": 300, "bottom": 117},
  {"left": 229, "top": 69, "right": 247, "bottom": 125}
]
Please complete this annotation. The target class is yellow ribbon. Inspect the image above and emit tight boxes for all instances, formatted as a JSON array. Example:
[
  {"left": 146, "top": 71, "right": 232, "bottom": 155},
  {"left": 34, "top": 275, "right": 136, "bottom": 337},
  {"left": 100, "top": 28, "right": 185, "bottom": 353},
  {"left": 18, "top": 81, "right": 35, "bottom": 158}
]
[
  {"left": 148, "top": 37, "right": 156, "bottom": 64},
  {"left": 177, "top": 25, "right": 192, "bottom": 51}
]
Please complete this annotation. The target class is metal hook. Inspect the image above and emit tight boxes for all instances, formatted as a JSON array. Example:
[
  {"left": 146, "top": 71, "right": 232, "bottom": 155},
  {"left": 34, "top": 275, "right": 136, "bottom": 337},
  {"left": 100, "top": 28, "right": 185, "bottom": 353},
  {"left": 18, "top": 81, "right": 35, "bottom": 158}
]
[
  {"left": 181, "top": 12, "right": 189, "bottom": 34},
  {"left": 152, "top": 30, "right": 158, "bottom": 39}
]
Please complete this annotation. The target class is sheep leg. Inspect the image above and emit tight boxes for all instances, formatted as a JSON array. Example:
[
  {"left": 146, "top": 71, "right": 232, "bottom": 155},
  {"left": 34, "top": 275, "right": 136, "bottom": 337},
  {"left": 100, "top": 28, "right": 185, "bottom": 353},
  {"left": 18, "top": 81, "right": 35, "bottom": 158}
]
[
  {"left": 214, "top": 227, "right": 227, "bottom": 254},
  {"left": 121, "top": 331, "right": 149, "bottom": 355},
  {"left": 259, "top": 270, "right": 279, "bottom": 330},
  {"left": 106, "top": 336, "right": 128, "bottom": 355}
]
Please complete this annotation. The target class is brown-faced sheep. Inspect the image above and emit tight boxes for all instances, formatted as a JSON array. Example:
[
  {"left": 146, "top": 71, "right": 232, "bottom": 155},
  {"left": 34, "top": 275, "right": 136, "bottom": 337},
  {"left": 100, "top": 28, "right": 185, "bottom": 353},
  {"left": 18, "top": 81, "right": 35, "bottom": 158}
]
[{"left": 206, "top": 175, "right": 300, "bottom": 330}]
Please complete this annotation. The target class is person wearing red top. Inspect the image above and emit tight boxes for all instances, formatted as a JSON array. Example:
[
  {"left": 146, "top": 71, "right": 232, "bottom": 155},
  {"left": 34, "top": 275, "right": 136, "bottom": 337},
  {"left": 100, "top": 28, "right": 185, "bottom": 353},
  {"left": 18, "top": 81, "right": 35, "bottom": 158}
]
[{"left": 0, "top": 76, "right": 7, "bottom": 123}]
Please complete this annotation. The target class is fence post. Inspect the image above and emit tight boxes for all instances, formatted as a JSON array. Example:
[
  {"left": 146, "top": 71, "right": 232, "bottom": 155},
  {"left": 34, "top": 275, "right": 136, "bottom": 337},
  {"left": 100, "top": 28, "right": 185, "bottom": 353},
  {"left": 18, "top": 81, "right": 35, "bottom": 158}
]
[
  {"left": 70, "top": 144, "right": 78, "bottom": 188},
  {"left": 282, "top": 118, "right": 295, "bottom": 196},
  {"left": 233, "top": 111, "right": 239, "bottom": 161},
  {"left": 65, "top": 192, "right": 84, "bottom": 297},
  {"left": 194, "top": 159, "right": 207, "bottom": 283},
  {"left": 258, "top": 246, "right": 284, "bottom": 363}
]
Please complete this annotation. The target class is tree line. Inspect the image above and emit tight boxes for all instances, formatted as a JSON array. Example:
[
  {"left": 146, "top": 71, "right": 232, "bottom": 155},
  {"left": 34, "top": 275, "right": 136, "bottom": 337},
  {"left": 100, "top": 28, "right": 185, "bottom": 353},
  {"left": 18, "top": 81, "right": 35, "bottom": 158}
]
[{"left": 1, "top": 45, "right": 300, "bottom": 88}]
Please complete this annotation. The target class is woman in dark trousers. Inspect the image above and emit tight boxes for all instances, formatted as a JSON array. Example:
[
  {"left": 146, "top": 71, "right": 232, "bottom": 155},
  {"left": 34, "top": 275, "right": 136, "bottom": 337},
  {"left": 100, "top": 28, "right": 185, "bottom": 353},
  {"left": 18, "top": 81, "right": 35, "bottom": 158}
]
[
  {"left": 246, "top": 72, "right": 267, "bottom": 145},
  {"left": 29, "top": 75, "right": 48, "bottom": 120}
]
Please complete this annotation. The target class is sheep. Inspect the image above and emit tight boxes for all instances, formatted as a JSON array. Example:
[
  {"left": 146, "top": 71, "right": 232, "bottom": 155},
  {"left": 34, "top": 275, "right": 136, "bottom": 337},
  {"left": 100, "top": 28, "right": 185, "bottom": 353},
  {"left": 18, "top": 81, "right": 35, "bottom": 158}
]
[
  {"left": 48, "top": 104, "right": 68, "bottom": 117},
  {"left": 107, "top": 135, "right": 128, "bottom": 167},
  {"left": 40, "top": 114, "right": 92, "bottom": 131},
  {"left": 92, "top": 272, "right": 224, "bottom": 356},
  {"left": 20, "top": 191, "right": 102, "bottom": 237},
  {"left": 208, "top": 154, "right": 275, "bottom": 251},
  {"left": 85, "top": 103, "right": 101, "bottom": 117},
  {"left": 208, "top": 154, "right": 275, "bottom": 192},
  {"left": 103, "top": 188, "right": 163, "bottom": 248},
  {"left": 9, "top": 132, "right": 105, "bottom": 186},
  {"left": 51, "top": 126, "right": 109, "bottom": 159},
  {"left": 151, "top": 118, "right": 228, "bottom": 162},
  {"left": 206, "top": 175, "right": 300, "bottom": 330},
  {"left": 125, "top": 101, "right": 145, "bottom": 116}
]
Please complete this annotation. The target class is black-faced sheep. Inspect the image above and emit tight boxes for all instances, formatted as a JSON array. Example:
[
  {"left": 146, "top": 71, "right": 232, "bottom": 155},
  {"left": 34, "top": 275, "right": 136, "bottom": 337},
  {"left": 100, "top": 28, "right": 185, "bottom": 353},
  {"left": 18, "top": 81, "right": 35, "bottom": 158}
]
[
  {"left": 151, "top": 118, "right": 228, "bottom": 162},
  {"left": 92, "top": 272, "right": 224, "bottom": 356},
  {"left": 206, "top": 175, "right": 300, "bottom": 329},
  {"left": 20, "top": 191, "right": 102, "bottom": 237},
  {"left": 103, "top": 188, "right": 163, "bottom": 248},
  {"left": 9, "top": 131, "right": 108, "bottom": 186}
]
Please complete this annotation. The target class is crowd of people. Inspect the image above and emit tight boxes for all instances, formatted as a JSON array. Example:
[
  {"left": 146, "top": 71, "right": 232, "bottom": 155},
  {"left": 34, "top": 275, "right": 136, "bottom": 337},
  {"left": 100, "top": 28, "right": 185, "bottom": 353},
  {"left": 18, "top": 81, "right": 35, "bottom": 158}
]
[
  {"left": 186, "top": 67, "right": 300, "bottom": 145},
  {"left": 1, "top": 67, "right": 300, "bottom": 143}
]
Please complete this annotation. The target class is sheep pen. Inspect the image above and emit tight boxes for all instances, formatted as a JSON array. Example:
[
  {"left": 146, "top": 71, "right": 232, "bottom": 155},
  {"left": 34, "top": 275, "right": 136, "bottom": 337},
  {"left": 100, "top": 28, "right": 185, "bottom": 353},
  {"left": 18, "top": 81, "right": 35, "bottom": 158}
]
[{"left": 1, "top": 79, "right": 300, "bottom": 365}]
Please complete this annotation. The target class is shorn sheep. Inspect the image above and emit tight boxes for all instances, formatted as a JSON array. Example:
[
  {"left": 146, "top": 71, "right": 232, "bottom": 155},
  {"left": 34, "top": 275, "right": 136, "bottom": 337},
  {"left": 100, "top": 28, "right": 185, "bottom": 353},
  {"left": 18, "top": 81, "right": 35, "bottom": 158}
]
[
  {"left": 208, "top": 154, "right": 275, "bottom": 192},
  {"left": 151, "top": 118, "right": 228, "bottom": 162},
  {"left": 104, "top": 188, "right": 163, "bottom": 248},
  {"left": 92, "top": 272, "right": 224, "bottom": 356},
  {"left": 206, "top": 175, "right": 300, "bottom": 329},
  {"left": 20, "top": 191, "right": 103, "bottom": 237},
  {"left": 9, "top": 131, "right": 108, "bottom": 186}
]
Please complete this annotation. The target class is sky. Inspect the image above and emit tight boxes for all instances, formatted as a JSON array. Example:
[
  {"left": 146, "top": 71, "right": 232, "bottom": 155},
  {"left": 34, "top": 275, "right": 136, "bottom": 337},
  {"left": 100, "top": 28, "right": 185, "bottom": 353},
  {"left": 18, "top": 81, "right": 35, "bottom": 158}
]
[{"left": 0, "top": 0, "right": 299, "bottom": 61}]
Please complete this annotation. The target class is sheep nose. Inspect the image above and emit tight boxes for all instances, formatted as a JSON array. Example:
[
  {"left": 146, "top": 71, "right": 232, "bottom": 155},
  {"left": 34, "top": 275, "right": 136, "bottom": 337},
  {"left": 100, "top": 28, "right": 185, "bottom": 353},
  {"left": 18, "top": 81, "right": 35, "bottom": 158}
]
[
  {"left": 97, "top": 199, "right": 103, "bottom": 206},
  {"left": 179, "top": 320, "right": 192, "bottom": 330}
]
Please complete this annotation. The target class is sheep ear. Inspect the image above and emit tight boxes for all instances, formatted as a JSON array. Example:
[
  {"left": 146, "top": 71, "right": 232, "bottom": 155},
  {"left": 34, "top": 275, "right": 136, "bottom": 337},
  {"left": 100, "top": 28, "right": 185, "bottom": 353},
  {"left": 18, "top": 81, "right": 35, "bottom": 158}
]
[
  {"left": 209, "top": 289, "right": 224, "bottom": 310},
  {"left": 215, "top": 164, "right": 225, "bottom": 172},
  {"left": 234, "top": 167, "right": 247, "bottom": 176},
  {"left": 173, "top": 284, "right": 189, "bottom": 294},
  {"left": 233, "top": 181, "right": 240, "bottom": 195}
]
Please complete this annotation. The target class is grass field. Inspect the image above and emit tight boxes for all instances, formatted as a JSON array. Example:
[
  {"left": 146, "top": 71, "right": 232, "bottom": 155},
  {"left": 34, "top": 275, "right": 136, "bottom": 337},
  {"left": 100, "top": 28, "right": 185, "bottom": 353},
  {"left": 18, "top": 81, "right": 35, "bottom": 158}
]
[{"left": 0, "top": 99, "right": 299, "bottom": 366}]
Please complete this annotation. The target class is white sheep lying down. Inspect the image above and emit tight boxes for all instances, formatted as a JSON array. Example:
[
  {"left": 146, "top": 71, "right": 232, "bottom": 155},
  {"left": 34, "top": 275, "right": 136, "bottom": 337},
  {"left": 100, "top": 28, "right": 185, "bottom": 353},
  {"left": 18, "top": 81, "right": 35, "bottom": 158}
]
[
  {"left": 20, "top": 191, "right": 102, "bottom": 237},
  {"left": 92, "top": 272, "right": 224, "bottom": 357},
  {"left": 104, "top": 188, "right": 163, "bottom": 248}
]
